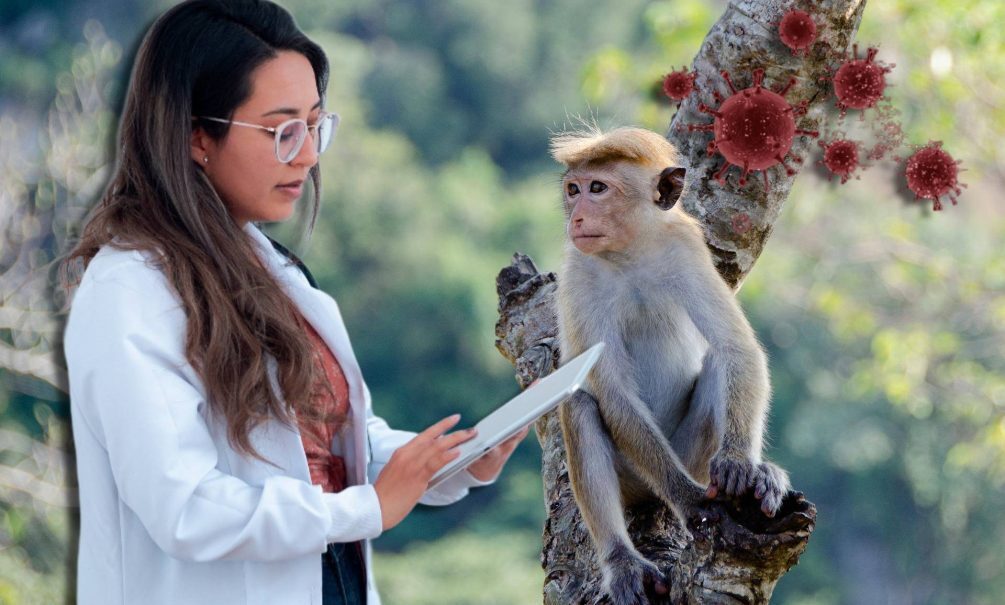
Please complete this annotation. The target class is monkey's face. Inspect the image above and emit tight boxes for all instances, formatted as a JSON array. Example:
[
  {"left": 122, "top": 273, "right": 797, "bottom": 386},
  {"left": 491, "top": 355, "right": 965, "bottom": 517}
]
[{"left": 562, "top": 162, "right": 647, "bottom": 256}]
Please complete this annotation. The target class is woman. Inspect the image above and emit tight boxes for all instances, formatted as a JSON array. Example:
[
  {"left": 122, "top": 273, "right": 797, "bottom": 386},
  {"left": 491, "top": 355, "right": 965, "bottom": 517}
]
[{"left": 57, "top": 1, "right": 527, "bottom": 603}]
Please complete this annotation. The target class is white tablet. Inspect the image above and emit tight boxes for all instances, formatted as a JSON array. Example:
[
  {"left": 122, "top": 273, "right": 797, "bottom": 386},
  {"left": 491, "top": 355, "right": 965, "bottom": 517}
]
[{"left": 426, "top": 341, "right": 605, "bottom": 490}]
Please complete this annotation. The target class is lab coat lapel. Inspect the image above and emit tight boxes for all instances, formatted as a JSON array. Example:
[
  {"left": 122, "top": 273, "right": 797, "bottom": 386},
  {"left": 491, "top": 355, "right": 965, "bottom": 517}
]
[
  {"left": 243, "top": 223, "right": 369, "bottom": 485},
  {"left": 286, "top": 287, "right": 369, "bottom": 486}
]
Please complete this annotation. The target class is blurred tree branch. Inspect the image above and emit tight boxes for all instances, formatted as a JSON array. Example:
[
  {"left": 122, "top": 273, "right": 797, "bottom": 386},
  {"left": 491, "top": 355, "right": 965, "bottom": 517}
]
[
  {"left": 0, "top": 20, "right": 116, "bottom": 392},
  {"left": 0, "top": 20, "right": 117, "bottom": 511},
  {"left": 0, "top": 427, "right": 77, "bottom": 509}
]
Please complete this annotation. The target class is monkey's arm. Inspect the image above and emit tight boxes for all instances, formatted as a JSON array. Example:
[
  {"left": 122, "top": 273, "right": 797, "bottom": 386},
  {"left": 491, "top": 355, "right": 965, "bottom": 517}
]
[
  {"left": 674, "top": 253, "right": 768, "bottom": 452},
  {"left": 672, "top": 240, "right": 790, "bottom": 513}
]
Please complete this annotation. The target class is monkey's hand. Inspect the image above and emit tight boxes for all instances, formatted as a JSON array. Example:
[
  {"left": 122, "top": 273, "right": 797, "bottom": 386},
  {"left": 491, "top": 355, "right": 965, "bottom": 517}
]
[
  {"left": 705, "top": 450, "right": 755, "bottom": 500},
  {"left": 602, "top": 545, "right": 669, "bottom": 605},
  {"left": 751, "top": 461, "right": 791, "bottom": 518}
]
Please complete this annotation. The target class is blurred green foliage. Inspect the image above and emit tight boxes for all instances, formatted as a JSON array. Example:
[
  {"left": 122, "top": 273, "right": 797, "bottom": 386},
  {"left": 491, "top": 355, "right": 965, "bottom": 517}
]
[
  {"left": 1, "top": 0, "right": 1003, "bottom": 604},
  {"left": 373, "top": 530, "right": 543, "bottom": 605},
  {"left": 745, "top": 174, "right": 1005, "bottom": 604}
]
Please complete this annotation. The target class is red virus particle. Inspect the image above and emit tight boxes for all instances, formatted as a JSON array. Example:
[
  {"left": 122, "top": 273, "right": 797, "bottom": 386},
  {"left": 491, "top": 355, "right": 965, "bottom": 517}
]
[
  {"left": 817, "top": 137, "right": 862, "bottom": 184},
  {"left": 823, "top": 44, "right": 895, "bottom": 118},
  {"left": 662, "top": 66, "right": 697, "bottom": 102},
  {"left": 778, "top": 9, "right": 818, "bottom": 57},
  {"left": 732, "top": 212, "right": 753, "bottom": 234},
  {"left": 687, "top": 68, "right": 819, "bottom": 189},
  {"left": 904, "top": 141, "right": 966, "bottom": 211}
]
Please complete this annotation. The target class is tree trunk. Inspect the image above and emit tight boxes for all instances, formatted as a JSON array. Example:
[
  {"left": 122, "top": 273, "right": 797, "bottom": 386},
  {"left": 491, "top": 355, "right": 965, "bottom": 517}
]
[{"left": 493, "top": 1, "right": 869, "bottom": 602}]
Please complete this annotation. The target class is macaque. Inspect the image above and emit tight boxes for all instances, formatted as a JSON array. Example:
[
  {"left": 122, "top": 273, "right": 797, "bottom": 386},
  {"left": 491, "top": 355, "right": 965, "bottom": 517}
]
[{"left": 552, "top": 126, "right": 790, "bottom": 603}]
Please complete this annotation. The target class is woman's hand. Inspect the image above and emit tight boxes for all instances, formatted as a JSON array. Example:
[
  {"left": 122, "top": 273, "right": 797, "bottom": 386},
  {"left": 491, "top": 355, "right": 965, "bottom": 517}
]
[
  {"left": 466, "top": 423, "right": 531, "bottom": 482},
  {"left": 373, "top": 414, "right": 477, "bottom": 531}
]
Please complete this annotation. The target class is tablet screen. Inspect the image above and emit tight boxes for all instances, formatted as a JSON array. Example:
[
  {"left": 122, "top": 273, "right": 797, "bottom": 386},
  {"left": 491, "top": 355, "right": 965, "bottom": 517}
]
[{"left": 426, "top": 342, "right": 604, "bottom": 489}]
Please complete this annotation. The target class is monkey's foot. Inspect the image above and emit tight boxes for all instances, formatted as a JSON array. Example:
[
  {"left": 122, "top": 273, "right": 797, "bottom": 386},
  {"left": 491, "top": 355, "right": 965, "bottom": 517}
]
[
  {"left": 706, "top": 452, "right": 755, "bottom": 499},
  {"left": 751, "top": 461, "right": 790, "bottom": 517},
  {"left": 602, "top": 545, "right": 669, "bottom": 605}
]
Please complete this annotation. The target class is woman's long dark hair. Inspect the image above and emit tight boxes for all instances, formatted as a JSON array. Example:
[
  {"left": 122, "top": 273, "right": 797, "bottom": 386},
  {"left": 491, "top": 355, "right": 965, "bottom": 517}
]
[{"left": 57, "top": 0, "right": 340, "bottom": 463}]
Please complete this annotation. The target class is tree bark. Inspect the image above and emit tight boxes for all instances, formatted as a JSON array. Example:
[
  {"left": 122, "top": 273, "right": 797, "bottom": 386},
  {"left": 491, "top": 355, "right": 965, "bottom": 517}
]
[
  {"left": 494, "top": 1, "right": 870, "bottom": 602},
  {"left": 668, "top": 0, "right": 868, "bottom": 290}
]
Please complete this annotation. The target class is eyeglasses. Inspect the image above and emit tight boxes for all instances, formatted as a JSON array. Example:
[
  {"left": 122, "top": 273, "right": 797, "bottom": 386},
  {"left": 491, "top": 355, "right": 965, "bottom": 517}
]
[{"left": 194, "top": 111, "right": 340, "bottom": 163}]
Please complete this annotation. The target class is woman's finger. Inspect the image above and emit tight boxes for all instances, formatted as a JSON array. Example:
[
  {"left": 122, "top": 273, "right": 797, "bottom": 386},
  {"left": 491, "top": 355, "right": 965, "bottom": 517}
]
[
  {"left": 411, "top": 414, "right": 462, "bottom": 446},
  {"left": 427, "top": 446, "right": 465, "bottom": 472},
  {"left": 409, "top": 427, "right": 477, "bottom": 472},
  {"left": 433, "top": 427, "right": 478, "bottom": 452}
]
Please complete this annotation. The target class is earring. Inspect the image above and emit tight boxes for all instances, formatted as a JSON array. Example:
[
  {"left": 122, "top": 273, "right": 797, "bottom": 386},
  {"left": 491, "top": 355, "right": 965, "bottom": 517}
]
[{"left": 203, "top": 156, "right": 209, "bottom": 163}]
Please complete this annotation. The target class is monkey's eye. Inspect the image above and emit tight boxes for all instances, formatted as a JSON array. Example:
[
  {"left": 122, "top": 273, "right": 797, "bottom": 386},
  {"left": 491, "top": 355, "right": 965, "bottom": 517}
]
[
  {"left": 567, "top": 183, "right": 580, "bottom": 196},
  {"left": 589, "top": 181, "right": 607, "bottom": 194}
]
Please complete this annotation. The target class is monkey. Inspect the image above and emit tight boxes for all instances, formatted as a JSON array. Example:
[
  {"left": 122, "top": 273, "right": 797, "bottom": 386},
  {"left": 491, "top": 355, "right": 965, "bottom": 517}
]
[{"left": 551, "top": 126, "right": 790, "bottom": 604}]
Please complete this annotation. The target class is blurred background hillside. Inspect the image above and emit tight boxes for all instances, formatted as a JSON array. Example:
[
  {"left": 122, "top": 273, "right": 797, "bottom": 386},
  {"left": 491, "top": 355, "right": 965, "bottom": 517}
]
[{"left": 1, "top": 0, "right": 1003, "bottom": 603}]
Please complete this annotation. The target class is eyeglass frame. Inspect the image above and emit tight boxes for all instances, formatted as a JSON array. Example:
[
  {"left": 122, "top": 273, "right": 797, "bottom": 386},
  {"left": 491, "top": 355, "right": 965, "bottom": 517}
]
[{"left": 192, "top": 110, "right": 340, "bottom": 164}]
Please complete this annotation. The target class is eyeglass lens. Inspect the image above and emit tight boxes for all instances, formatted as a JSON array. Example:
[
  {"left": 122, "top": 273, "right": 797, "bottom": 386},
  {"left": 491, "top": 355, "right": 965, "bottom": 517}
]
[{"left": 276, "top": 114, "right": 338, "bottom": 163}]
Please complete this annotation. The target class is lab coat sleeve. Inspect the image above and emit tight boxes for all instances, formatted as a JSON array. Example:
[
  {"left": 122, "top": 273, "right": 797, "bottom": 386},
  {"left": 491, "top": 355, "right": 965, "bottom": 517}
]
[
  {"left": 64, "top": 275, "right": 383, "bottom": 563},
  {"left": 361, "top": 382, "right": 497, "bottom": 506}
]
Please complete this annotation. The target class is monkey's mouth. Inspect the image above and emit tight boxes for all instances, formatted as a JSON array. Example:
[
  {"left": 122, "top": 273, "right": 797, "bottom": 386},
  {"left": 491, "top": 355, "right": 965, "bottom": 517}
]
[{"left": 573, "top": 234, "right": 604, "bottom": 240}]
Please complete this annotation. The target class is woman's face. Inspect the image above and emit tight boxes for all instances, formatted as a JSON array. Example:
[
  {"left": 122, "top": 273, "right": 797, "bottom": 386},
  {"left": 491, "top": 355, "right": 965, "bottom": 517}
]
[{"left": 191, "top": 50, "right": 321, "bottom": 227}]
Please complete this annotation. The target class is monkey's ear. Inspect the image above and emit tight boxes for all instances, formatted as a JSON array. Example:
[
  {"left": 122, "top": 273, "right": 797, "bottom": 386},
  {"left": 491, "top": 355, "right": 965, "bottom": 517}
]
[{"left": 656, "top": 167, "right": 686, "bottom": 211}]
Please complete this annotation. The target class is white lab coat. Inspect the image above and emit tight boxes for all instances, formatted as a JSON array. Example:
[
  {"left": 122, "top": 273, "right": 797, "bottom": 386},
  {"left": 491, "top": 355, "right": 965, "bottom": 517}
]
[{"left": 63, "top": 220, "right": 494, "bottom": 605}]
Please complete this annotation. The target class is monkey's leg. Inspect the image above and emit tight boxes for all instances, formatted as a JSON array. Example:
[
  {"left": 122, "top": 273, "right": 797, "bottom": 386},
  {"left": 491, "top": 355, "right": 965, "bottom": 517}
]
[
  {"left": 671, "top": 359, "right": 792, "bottom": 516},
  {"left": 668, "top": 380, "right": 719, "bottom": 485},
  {"left": 689, "top": 348, "right": 760, "bottom": 500},
  {"left": 686, "top": 352, "right": 791, "bottom": 516},
  {"left": 590, "top": 375, "right": 707, "bottom": 523},
  {"left": 559, "top": 391, "right": 668, "bottom": 605}
]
